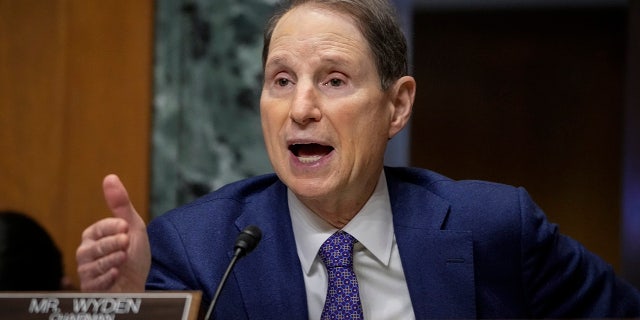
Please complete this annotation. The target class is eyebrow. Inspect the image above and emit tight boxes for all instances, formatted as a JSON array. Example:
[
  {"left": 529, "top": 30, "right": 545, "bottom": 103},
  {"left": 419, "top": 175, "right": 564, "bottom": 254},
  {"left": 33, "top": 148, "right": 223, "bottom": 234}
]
[
  {"left": 264, "top": 55, "right": 290, "bottom": 71},
  {"left": 266, "top": 54, "right": 352, "bottom": 69},
  {"left": 320, "top": 55, "right": 351, "bottom": 68}
]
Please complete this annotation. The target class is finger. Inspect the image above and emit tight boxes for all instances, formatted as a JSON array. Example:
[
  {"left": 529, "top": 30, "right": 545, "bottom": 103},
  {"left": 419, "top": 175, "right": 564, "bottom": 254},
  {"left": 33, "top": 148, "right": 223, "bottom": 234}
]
[
  {"left": 80, "top": 268, "right": 119, "bottom": 292},
  {"left": 77, "top": 250, "right": 127, "bottom": 284},
  {"left": 77, "top": 233, "right": 129, "bottom": 264},
  {"left": 80, "top": 217, "right": 128, "bottom": 242},
  {"left": 102, "top": 174, "right": 139, "bottom": 224}
]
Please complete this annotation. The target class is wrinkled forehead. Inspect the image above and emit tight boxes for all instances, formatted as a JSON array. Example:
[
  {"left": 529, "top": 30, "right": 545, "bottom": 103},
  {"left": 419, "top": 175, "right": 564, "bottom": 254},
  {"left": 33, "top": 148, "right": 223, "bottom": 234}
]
[
  {"left": 278, "top": 2, "right": 369, "bottom": 46},
  {"left": 267, "top": 3, "right": 371, "bottom": 60}
]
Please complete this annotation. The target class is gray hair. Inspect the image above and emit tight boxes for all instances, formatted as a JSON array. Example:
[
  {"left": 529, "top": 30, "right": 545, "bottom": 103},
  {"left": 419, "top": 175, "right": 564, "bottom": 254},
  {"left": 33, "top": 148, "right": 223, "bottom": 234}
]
[{"left": 262, "top": 0, "right": 408, "bottom": 90}]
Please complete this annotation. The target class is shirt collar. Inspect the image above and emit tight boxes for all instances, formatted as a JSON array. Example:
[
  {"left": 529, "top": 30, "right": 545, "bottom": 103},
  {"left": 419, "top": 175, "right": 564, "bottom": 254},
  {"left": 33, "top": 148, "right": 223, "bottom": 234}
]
[{"left": 289, "top": 171, "right": 394, "bottom": 275}]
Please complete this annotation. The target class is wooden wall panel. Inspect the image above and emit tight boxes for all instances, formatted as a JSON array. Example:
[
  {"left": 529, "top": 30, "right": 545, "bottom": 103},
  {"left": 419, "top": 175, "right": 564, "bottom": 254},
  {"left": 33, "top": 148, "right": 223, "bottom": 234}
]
[
  {"left": 411, "top": 8, "right": 626, "bottom": 269},
  {"left": 0, "top": 0, "right": 153, "bottom": 288}
]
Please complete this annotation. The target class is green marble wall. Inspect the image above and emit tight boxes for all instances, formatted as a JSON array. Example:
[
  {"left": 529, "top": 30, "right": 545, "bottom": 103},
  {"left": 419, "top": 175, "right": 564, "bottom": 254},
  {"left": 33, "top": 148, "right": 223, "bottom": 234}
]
[
  {"left": 152, "top": 0, "right": 275, "bottom": 216},
  {"left": 152, "top": 0, "right": 413, "bottom": 217}
]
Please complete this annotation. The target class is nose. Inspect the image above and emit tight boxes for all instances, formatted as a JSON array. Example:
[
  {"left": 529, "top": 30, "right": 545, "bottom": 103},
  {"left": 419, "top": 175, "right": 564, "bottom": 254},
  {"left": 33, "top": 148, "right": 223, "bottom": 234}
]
[{"left": 289, "top": 81, "right": 321, "bottom": 125}]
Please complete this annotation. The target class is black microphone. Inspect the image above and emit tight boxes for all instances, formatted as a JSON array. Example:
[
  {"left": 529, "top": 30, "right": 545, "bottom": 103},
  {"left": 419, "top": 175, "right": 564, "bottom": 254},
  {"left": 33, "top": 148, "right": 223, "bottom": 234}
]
[{"left": 204, "top": 225, "right": 262, "bottom": 320}]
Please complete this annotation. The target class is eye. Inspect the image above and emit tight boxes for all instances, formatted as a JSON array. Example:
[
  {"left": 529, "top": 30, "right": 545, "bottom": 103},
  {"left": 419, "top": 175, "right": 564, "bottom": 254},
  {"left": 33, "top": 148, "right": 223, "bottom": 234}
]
[
  {"left": 325, "top": 78, "right": 345, "bottom": 87},
  {"left": 277, "top": 78, "right": 291, "bottom": 87}
]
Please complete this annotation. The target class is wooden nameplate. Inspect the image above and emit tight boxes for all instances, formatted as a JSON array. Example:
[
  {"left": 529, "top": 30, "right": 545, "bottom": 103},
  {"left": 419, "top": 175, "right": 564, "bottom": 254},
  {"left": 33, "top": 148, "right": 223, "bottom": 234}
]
[{"left": 0, "top": 291, "right": 201, "bottom": 320}]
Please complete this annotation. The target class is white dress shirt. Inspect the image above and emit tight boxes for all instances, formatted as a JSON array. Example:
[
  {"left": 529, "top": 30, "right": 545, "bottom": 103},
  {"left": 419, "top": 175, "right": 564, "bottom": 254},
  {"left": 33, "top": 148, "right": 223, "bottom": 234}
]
[{"left": 288, "top": 171, "right": 416, "bottom": 319}]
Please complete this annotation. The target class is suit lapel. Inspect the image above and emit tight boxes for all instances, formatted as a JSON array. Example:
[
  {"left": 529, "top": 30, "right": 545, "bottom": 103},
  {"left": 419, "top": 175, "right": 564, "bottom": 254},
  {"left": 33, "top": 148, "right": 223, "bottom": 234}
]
[
  {"left": 387, "top": 170, "right": 477, "bottom": 318},
  {"left": 222, "top": 170, "right": 478, "bottom": 318},
  {"left": 230, "top": 181, "right": 308, "bottom": 319}
]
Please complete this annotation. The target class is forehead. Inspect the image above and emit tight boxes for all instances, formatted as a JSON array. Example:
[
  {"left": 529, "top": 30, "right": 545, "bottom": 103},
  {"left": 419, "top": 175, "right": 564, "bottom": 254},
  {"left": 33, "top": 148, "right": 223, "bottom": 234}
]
[{"left": 266, "top": 4, "right": 372, "bottom": 65}]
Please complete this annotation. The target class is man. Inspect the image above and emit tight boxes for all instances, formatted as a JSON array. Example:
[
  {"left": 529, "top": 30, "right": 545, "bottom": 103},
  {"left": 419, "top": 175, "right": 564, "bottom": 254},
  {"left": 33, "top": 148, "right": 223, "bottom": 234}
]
[{"left": 76, "top": 0, "right": 640, "bottom": 318}]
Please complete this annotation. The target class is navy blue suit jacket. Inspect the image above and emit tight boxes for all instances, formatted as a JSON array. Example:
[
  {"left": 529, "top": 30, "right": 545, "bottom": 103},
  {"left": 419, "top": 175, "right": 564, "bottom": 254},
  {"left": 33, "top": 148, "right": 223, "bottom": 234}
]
[{"left": 146, "top": 167, "right": 640, "bottom": 318}]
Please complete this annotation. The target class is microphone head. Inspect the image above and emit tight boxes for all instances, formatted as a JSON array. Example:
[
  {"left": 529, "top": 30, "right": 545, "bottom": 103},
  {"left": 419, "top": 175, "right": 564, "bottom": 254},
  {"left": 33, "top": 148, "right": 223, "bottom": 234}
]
[{"left": 234, "top": 225, "right": 262, "bottom": 257}]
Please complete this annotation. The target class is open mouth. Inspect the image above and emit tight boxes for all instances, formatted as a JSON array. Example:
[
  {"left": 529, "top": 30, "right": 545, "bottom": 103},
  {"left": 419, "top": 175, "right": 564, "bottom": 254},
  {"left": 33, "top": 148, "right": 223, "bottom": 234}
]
[{"left": 289, "top": 143, "right": 334, "bottom": 164}]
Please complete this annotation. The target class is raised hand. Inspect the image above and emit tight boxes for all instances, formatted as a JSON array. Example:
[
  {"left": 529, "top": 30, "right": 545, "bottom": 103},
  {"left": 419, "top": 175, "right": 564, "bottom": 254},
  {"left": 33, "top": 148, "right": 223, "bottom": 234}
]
[{"left": 76, "top": 174, "right": 151, "bottom": 292}]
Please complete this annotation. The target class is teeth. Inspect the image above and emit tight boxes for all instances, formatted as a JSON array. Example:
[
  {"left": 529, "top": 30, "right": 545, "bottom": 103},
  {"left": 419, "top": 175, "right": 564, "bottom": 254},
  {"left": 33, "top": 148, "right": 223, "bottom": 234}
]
[{"left": 298, "top": 155, "right": 322, "bottom": 163}]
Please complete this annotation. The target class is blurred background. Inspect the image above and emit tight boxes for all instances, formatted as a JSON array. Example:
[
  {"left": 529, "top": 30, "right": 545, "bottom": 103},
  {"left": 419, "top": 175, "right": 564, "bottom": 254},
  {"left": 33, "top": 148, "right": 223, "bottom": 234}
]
[{"left": 1, "top": 0, "right": 638, "bottom": 289}]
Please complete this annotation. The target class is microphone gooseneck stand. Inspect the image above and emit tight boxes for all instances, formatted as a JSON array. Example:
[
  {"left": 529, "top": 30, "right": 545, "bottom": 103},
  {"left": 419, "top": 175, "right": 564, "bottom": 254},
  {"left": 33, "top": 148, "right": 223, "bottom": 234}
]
[{"left": 203, "top": 225, "right": 262, "bottom": 320}]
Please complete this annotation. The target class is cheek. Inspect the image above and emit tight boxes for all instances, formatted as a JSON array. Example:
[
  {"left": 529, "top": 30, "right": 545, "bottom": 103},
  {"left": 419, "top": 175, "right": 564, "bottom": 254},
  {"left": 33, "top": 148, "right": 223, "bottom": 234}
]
[
  {"left": 260, "top": 106, "right": 277, "bottom": 145},
  {"left": 260, "top": 99, "right": 277, "bottom": 129},
  {"left": 353, "top": 106, "right": 392, "bottom": 150},
  {"left": 335, "top": 107, "right": 388, "bottom": 155},
  {"left": 259, "top": 112, "right": 271, "bottom": 141},
  {"left": 261, "top": 105, "right": 287, "bottom": 152},
  {"left": 347, "top": 101, "right": 390, "bottom": 132}
]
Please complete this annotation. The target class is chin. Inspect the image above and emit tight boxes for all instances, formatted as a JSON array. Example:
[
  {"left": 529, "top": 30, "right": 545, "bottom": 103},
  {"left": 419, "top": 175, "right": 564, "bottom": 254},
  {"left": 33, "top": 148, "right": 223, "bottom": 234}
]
[{"left": 286, "top": 177, "right": 332, "bottom": 199}]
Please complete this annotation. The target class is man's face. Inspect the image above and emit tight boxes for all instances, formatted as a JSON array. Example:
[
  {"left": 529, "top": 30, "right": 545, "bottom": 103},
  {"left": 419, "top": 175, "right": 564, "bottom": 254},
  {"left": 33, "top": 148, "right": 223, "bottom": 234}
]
[{"left": 260, "top": 4, "right": 398, "bottom": 210}]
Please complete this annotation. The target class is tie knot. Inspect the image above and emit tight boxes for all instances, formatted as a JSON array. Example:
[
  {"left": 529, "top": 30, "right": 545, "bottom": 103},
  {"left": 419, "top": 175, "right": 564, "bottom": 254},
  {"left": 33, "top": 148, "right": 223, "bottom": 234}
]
[{"left": 319, "top": 231, "right": 356, "bottom": 268}]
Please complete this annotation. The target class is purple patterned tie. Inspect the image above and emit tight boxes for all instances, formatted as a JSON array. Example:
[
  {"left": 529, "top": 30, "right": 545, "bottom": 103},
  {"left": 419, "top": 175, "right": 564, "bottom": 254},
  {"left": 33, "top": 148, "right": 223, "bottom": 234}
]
[{"left": 319, "top": 231, "right": 363, "bottom": 320}]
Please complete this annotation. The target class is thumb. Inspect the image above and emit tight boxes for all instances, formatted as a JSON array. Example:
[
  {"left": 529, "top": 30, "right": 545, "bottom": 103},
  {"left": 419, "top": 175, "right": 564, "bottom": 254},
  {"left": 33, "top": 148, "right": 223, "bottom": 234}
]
[{"left": 102, "top": 174, "right": 140, "bottom": 225}]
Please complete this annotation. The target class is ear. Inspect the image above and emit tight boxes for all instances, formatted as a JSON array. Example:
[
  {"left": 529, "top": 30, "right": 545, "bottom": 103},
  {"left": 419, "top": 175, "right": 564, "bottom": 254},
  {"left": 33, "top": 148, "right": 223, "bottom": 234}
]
[{"left": 388, "top": 75, "right": 416, "bottom": 139}]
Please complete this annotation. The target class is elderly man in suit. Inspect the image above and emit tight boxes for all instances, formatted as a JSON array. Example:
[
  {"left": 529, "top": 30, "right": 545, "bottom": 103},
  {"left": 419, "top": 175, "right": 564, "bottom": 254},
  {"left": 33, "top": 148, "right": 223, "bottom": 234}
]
[{"left": 76, "top": 0, "right": 640, "bottom": 318}]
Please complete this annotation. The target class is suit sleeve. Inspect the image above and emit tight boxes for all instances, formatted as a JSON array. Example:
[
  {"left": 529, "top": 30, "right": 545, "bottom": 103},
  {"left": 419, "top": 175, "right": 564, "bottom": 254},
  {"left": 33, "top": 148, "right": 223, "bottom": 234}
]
[
  {"left": 518, "top": 187, "right": 640, "bottom": 317},
  {"left": 145, "top": 215, "right": 202, "bottom": 292}
]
